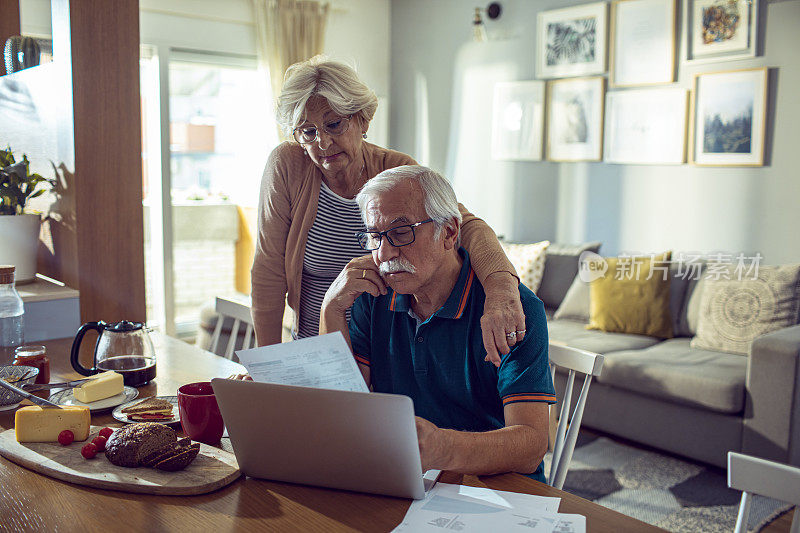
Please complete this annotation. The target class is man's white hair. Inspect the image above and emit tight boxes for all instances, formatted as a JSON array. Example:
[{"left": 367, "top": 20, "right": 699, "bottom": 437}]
[
  {"left": 276, "top": 55, "right": 378, "bottom": 134},
  {"left": 356, "top": 165, "right": 462, "bottom": 245}
]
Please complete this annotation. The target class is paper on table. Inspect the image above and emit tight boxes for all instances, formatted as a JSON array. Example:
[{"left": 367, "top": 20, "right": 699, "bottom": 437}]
[
  {"left": 392, "top": 482, "right": 573, "bottom": 533},
  {"left": 551, "top": 514, "right": 586, "bottom": 533},
  {"left": 235, "top": 331, "right": 369, "bottom": 393}
]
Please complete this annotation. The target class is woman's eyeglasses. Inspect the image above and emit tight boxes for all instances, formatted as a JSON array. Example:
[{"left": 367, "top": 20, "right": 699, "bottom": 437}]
[
  {"left": 355, "top": 219, "right": 434, "bottom": 251},
  {"left": 293, "top": 116, "right": 352, "bottom": 144}
]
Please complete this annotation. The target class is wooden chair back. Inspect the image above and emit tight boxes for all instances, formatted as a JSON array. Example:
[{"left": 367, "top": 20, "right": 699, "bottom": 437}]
[
  {"left": 727, "top": 451, "right": 800, "bottom": 533},
  {"left": 547, "top": 342, "right": 604, "bottom": 490},
  {"left": 210, "top": 296, "right": 257, "bottom": 359}
]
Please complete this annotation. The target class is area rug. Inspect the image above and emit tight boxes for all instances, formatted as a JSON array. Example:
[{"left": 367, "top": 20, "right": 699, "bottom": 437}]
[{"left": 543, "top": 433, "right": 792, "bottom": 532}]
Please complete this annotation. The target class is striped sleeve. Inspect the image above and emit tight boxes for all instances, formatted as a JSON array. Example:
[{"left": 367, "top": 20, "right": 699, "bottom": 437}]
[
  {"left": 353, "top": 353, "right": 370, "bottom": 367},
  {"left": 502, "top": 392, "right": 557, "bottom": 406}
]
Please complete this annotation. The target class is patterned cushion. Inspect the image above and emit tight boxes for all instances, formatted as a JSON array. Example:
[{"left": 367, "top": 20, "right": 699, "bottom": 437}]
[
  {"left": 500, "top": 240, "right": 550, "bottom": 294},
  {"left": 690, "top": 264, "right": 800, "bottom": 355}
]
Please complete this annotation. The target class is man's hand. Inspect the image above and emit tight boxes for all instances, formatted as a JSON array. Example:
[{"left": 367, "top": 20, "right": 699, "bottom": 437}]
[
  {"left": 228, "top": 373, "right": 252, "bottom": 381},
  {"left": 480, "top": 271, "right": 526, "bottom": 367},
  {"left": 321, "top": 255, "right": 387, "bottom": 316},
  {"left": 415, "top": 417, "right": 450, "bottom": 472}
]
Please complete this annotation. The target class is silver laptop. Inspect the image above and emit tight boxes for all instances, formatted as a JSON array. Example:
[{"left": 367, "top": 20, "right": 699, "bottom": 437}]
[{"left": 211, "top": 378, "right": 426, "bottom": 499}]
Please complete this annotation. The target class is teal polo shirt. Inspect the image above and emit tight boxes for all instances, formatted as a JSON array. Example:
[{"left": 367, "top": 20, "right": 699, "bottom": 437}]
[{"left": 349, "top": 248, "right": 556, "bottom": 482}]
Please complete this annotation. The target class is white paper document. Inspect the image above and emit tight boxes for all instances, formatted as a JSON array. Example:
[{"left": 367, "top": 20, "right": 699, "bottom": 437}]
[
  {"left": 235, "top": 331, "right": 369, "bottom": 393},
  {"left": 393, "top": 482, "right": 585, "bottom": 533}
]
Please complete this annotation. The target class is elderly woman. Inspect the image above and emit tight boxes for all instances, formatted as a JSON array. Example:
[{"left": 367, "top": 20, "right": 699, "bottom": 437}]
[{"left": 250, "top": 56, "right": 525, "bottom": 364}]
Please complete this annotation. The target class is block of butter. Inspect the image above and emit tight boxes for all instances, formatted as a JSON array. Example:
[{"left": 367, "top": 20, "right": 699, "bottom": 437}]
[
  {"left": 73, "top": 371, "right": 124, "bottom": 403},
  {"left": 15, "top": 406, "right": 91, "bottom": 442}
]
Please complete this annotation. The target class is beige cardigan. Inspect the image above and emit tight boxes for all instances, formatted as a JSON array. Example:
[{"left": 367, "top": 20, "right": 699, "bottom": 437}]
[{"left": 250, "top": 141, "right": 515, "bottom": 345}]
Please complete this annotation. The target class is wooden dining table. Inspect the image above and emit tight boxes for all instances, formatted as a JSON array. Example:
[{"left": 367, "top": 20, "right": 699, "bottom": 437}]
[{"left": 0, "top": 332, "right": 669, "bottom": 532}]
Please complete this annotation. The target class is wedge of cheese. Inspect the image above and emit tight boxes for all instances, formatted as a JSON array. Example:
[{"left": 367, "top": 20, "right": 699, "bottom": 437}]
[
  {"left": 73, "top": 371, "right": 124, "bottom": 403},
  {"left": 15, "top": 406, "right": 91, "bottom": 442}
]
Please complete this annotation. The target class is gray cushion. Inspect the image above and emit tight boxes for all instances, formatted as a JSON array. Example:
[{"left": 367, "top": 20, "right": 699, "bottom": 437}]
[
  {"left": 691, "top": 264, "right": 800, "bottom": 355},
  {"left": 597, "top": 338, "right": 747, "bottom": 414},
  {"left": 539, "top": 241, "right": 601, "bottom": 310},
  {"left": 553, "top": 274, "right": 590, "bottom": 322},
  {"left": 670, "top": 258, "right": 707, "bottom": 337},
  {"left": 677, "top": 276, "right": 704, "bottom": 337},
  {"left": 548, "top": 318, "right": 661, "bottom": 354},
  {"left": 669, "top": 262, "right": 692, "bottom": 337}
]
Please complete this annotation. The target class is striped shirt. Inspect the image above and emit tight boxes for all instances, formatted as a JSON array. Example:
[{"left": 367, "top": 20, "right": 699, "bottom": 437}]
[{"left": 297, "top": 181, "right": 367, "bottom": 338}]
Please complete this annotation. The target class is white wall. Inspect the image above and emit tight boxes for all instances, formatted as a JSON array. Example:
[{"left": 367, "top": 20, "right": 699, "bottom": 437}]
[
  {"left": 20, "top": 0, "right": 391, "bottom": 146},
  {"left": 390, "top": 0, "right": 800, "bottom": 264}
]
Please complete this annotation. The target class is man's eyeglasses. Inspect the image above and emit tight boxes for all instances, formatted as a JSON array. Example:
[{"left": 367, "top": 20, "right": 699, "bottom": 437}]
[
  {"left": 355, "top": 219, "right": 434, "bottom": 251},
  {"left": 293, "top": 115, "right": 352, "bottom": 144}
]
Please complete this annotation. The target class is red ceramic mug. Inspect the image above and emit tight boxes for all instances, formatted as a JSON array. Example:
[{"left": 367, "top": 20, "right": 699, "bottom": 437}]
[{"left": 177, "top": 382, "right": 224, "bottom": 445}]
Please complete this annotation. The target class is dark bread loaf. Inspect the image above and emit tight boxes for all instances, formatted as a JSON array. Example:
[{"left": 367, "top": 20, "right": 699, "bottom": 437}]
[
  {"left": 154, "top": 445, "right": 200, "bottom": 472},
  {"left": 105, "top": 422, "right": 177, "bottom": 467},
  {"left": 141, "top": 438, "right": 194, "bottom": 467}
]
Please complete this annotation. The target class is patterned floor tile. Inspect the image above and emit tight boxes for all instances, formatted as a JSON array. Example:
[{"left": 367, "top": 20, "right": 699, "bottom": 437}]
[
  {"left": 562, "top": 469, "right": 622, "bottom": 500},
  {"left": 570, "top": 437, "right": 650, "bottom": 471},
  {"left": 617, "top": 453, "right": 703, "bottom": 490},
  {"left": 655, "top": 505, "right": 738, "bottom": 533},
  {"left": 670, "top": 470, "right": 741, "bottom": 507},
  {"left": 548, "top": 430, "right": 792, "bottom": 532},
  {"left": 595, "top": 488, "right": 681, "bottom": 525}
]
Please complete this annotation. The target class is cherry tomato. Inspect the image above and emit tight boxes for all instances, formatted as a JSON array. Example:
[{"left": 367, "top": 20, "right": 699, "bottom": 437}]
[
  {"left": 57, "top": 430, "right": 74, "bottom": 446},
  {"left": 91, "top": 436, "right": 107, "bottom": 452},
  {"left": 98, "top": 427, "right": 113, "bottom": 439},
  {"left": 81, "top": 442, "right": 98, "bottom": 459}
]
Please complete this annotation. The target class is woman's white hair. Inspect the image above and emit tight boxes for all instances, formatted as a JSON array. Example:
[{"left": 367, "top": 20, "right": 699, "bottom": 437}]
[
  {"left": 356, "top": 165, "right": 462, "bottom": 245},
  {"left": 276, "top": 55, "right": 378, "bottom": 134}
]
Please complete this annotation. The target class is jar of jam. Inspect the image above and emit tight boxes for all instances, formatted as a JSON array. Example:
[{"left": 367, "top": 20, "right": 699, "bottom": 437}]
[{"left": 13, "top": 345, "right": 50, "bottom": 384}]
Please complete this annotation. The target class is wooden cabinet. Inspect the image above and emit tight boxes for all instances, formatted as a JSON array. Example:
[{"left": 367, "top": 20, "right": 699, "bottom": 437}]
[{"left": 0, "top": 0, "right": 145, "bottom": 323}]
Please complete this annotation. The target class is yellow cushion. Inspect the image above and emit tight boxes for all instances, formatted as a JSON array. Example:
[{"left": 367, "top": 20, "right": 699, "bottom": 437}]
[{"left": 587, "top": 251, "right": 674, "bottom": 339}]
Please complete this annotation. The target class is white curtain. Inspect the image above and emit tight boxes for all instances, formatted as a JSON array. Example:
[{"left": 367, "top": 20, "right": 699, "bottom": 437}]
[{"left": 252, "top": 0, "right": 330, "bottom": 105}]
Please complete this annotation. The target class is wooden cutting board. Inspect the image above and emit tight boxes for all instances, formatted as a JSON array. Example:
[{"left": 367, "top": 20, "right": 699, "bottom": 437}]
[{"left": 0, "top": 426, "right": 242, "bottom": 495}]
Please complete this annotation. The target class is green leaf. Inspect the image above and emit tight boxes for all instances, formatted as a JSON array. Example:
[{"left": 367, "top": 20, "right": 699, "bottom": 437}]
[{"left": 0, "top": 148, "right": 52, "bottom": 214}]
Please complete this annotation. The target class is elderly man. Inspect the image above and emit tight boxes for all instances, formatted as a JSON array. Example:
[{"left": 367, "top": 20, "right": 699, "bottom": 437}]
[{"left": 320, "top": 165, "right": 555, "bottom": 481}]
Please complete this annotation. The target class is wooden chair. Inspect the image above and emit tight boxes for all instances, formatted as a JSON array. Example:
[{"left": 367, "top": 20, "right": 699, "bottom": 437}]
[
  {"left": 547, "top": 342, "right": 604, "bottom": 490},
  {"left": 210, "top": 296, "right": 257, "bottom": 359},
  {"left": 727, "top": 451, "right": 800, "bottom": 533}
]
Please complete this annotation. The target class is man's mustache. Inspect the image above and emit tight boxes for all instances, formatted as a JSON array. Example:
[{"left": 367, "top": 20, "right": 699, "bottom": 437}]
[{"left": 379, "top": 257, "right": 416, "bottom": 275}]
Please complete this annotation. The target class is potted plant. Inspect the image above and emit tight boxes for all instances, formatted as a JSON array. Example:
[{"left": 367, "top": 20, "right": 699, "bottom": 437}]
[{"left": 0, "top": 148, "right": 53, "bottom": 283}]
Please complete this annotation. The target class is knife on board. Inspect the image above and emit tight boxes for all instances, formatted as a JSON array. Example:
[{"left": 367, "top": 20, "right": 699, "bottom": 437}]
[
  {"left": 0, "top": 378, "right": 63, "bottom": 409},
  {"left": 22, "top": 378, "right": 94, "bottom": 391}
]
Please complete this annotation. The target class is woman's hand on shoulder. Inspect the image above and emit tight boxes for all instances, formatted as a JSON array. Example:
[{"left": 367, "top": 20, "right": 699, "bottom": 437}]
[{"left": 480, "top": 272, "right": 526, "bottom": 367}]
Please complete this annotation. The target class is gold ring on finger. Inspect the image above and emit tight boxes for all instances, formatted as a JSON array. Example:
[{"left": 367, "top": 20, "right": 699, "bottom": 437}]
[{"left": 361, "top": 269, "right": 367, "bottom": 279}]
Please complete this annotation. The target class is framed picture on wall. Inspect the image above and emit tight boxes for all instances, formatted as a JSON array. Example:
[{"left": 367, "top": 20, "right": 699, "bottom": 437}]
[
  {"left": 490, "top": 81, "right": 546, "bottom": 161},
  {"left": 546, "top": 77, "right": 605, "bottom": 162},
  {"left": 604, "top": 88, "right": 688, "bottom": 164},
  {"left": 537, "top": 2, "right": 608, "bottom": 79},
  {"left": 690, "top": 68, "right": 768, "bottom": 166},
  {"left": 684, "top": 0, "right": 758, "bottom": 62},
  {"left": 611, "top": 0, "right": 676, "bottom": 87}
]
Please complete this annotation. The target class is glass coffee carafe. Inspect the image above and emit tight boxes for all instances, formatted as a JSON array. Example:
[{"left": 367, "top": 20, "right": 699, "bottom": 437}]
[{"left": 70, "top": 320, "right": 156, "bottom": 387}]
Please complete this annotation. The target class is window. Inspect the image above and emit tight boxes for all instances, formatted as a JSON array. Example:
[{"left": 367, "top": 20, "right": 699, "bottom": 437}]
[{"left": 141, "top": 48, "right": 277, "bottom": 338}]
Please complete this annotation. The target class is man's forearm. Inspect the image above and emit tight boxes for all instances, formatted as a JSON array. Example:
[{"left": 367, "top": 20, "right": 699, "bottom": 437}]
[{"left": 437, "top": 425, "right": 546, "bottom": 476}]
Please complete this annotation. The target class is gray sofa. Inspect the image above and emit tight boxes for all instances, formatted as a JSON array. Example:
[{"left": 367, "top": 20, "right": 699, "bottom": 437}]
[{"left": 538, "top": 243, "right": 800, "bottom": 469}]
